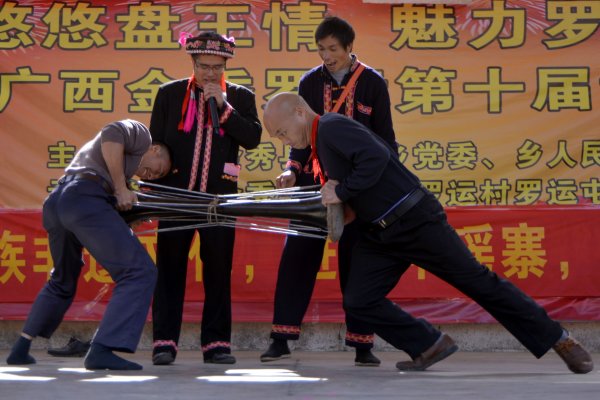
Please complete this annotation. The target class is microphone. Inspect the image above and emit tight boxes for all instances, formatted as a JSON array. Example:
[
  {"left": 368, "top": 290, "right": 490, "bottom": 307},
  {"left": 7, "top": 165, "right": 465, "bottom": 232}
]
[{"left": 208, "top": 97, "right": 220, "bottom": 131}]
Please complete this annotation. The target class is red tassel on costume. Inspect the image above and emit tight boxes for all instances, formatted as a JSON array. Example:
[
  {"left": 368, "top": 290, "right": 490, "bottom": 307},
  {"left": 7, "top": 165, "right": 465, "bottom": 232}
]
[
  {"left": 312, "top": 157, "right": 325, "bottom": 185},
  {"left": 183, "top": 91, "right": 197, "bottom": 133},
  {"left": 178, "top": 75, "right": 196, "bottom": 132}
]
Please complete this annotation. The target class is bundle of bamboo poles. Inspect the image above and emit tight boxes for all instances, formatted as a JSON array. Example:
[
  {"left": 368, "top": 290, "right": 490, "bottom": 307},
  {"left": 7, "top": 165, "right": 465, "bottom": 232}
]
[{"left": 121, "top": 180, "right": 344, "bottom": 241}]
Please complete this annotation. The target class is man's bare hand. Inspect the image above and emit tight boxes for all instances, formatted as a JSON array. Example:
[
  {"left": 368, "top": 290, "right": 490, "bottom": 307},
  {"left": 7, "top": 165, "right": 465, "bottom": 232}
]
[
  {"left": 321, "top": 180, "right": 342, "bottom": 205},
  {"left": 275, "top": 170, "right": 296, "bottom": 189},
  {"left": 114, "top": 188, "right": 137, "bottom": 211},
  {"left": 203, "top": 82, "right": 225, "bottom": 109}
]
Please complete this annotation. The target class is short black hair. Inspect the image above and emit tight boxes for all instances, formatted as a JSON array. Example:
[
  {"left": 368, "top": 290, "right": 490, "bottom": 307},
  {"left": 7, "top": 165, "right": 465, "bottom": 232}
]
[
  {"left": 315, "top": 16, "right": 355, "bottom": 50},
  {"left": 153, "top": 140, "right": 173, "bottom": 170},
  {"left": 198, "top": 31, "right": 222, "bottom": 40}
]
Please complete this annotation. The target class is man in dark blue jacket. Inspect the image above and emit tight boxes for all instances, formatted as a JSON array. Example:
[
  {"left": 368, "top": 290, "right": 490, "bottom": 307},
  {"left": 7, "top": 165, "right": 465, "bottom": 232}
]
[
  {"left": 263, "top": 92, "right": 593, "bottom": 374},
  {"left": 262, "top": 16, "right": 395, "bottom": 367}
]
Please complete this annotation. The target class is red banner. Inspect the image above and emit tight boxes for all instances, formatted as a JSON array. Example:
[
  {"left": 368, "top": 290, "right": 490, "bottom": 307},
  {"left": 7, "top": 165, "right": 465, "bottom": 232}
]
[{"left": 1, "top": 206, "right": 599, "bottom": 323}]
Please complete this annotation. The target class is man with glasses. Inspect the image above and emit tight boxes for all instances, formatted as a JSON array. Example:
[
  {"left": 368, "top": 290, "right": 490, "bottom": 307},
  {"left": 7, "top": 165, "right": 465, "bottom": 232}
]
[{"left": 149, "top": 32, "right": 262, "bottom": 365}]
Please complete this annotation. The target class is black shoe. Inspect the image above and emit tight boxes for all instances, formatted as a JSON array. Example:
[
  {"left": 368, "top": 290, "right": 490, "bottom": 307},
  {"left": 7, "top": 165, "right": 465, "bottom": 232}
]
[
  {"left": 260, "top": 341, "right": 291, "bottom": 362},
  {"left": 355, "top": 349, "right": 381, "bottom": 367},
  {"left": 152, "top": 344, "right": 177, "bottom": 365},
  {"left": 47, "top": 337, "right": 91, "bottom": 357},
  {"left": 152, "top": 351, "right": 175, "bottom": 365},
  {"left": 204, "top": 352, "right": 236, "bottom": 364}
]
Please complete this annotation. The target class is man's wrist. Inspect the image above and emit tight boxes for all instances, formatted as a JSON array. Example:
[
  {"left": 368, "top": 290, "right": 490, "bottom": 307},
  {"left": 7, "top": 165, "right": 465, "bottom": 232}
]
[{"left": 285, "top": 160, "right": 302, "bottom": 178}]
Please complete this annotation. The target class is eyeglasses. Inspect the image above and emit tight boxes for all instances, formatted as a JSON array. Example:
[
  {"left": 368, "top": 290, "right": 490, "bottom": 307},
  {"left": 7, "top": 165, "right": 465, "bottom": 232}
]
[{"left": 194, "top": 62, "right": 225, "bottom": 72}]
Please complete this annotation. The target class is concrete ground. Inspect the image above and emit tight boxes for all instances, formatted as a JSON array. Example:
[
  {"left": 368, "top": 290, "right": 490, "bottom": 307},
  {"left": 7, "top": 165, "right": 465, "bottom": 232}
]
[
  {"left": 2, "top": 321, "right": 598, "bottom": 399},
  {"left": 1, "top": 349, "right": 599, "bottom": 400}
]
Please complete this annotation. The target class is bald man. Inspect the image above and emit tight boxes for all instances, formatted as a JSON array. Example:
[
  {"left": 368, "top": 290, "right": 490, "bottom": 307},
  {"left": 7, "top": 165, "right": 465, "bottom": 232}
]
[{"left": 263, "top": 92, "right": 593, "bottom": 374}]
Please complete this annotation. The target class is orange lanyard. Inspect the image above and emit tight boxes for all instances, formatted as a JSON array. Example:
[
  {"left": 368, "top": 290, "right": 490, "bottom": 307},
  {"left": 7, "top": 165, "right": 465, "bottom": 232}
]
[{"left": 309, "top": 115, "right": 325, "bottom": 185}]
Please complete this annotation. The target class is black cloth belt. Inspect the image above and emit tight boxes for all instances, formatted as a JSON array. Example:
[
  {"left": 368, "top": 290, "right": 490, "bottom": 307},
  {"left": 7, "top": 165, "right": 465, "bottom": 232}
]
[
  {"left": 373, "top": 186, "right": 426, "bottom": 230},
  {"left": 59, "top": 173, "right": 113, "bottom": 194}
]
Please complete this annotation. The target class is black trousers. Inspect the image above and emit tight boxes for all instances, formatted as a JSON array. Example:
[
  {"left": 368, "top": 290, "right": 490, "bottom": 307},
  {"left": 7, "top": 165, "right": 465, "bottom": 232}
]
[
  {"left": 344, "top": 191, "right": 564, "bottom": 359},
  {"left": 271, "top": 220, "right": 375, "bottom": 349},
  {"left": 152, "top": 221, "right": 235, "bottom": 356}
]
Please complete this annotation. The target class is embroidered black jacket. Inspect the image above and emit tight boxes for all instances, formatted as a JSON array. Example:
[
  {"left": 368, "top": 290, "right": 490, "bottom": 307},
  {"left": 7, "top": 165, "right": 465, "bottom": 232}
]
[
  {"left": 150, "top": 78, "right": 262, "bottom": 194},
  {"left": 287, "top": 57, "right": 398, "bottom": 184}
]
